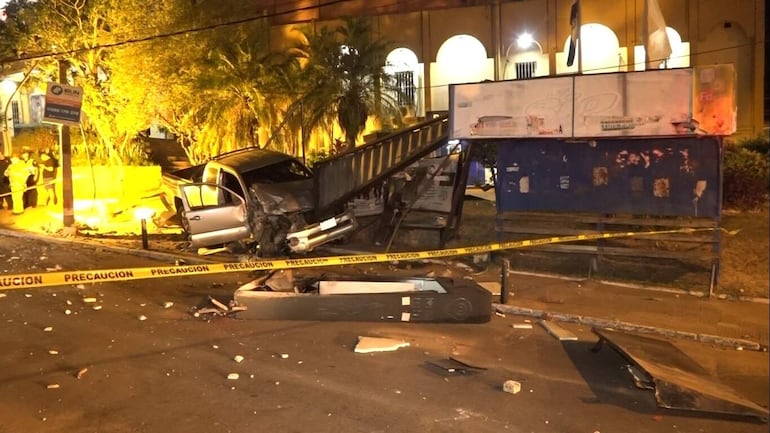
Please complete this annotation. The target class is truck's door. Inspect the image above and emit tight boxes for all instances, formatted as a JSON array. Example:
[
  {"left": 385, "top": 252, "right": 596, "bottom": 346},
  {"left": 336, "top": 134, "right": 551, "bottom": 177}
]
[{"left": 179, "top": 182, "right": 251, "bottom": 248}]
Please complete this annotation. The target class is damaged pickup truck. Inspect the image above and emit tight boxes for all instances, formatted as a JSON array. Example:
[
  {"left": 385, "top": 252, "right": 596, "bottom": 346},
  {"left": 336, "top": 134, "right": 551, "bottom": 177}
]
[{"left": 161, "top": 147, "right": 357, "bottom": 256}]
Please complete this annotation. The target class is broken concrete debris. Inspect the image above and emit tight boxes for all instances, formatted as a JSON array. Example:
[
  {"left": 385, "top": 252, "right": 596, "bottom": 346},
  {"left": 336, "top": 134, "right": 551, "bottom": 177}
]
[
  {"left": 354, "top": 336, "right": 410, "bottom": 353},
  {"left": 191, "top": 297, "right": 247, "bottom": 319},
  {"left": 227, "top": 373, "right": 239, "bottom": 380},
  {"left": 503, "top": 380, "right": 521, "bottom": 395},
  {"left": 428, "top": 358, "right": 487, "bottom": 376},
  {"left": 233, "top": 355, "right": 244, "bottom": 363},
  {"left": 539, "top": 320, "right": 578, "bottom": 341}
]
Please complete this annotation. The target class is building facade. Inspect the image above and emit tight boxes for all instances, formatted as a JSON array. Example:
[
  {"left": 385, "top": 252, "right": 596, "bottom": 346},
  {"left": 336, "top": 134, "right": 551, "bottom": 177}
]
[
  {"left": 1, "top": 0, "right": 765, "bottom": 153},
  {"left": 265, "top": 0, "right": 765, "bottom": 139}
]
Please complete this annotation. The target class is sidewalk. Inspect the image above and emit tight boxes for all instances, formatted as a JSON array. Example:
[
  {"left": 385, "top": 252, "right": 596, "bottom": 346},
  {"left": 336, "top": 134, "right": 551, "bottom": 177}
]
[
  {"left": 1, "top": 206, "right": 768, "bottom": 351},
  {"left": 486, "top": 269, "right": 769, "bottom": 350}
]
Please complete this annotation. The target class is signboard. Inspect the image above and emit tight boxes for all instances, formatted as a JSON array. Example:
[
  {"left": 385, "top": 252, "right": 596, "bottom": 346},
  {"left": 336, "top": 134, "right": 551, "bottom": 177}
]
[
  {"left": 450, "top": 77, "right": 574, "bottom": 139},
  {"left": 693, "top": 64, "right": 736, "bottom": 135},
  {"left": 449, "top": 66, "right": 736, "bottom": 139},
  {"left": 496, "top": 137, "right": 721, "bottom": 218},
  {"left": 573, "top": 69, "right": 693, "bottom": 137},
  {"left": 43, "top": 82, "right": 83, "bottom": 126}
]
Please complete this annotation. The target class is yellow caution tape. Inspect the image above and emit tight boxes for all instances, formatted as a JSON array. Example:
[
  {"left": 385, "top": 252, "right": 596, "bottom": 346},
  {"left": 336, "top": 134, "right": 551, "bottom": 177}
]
[{"left": 1, "top": 227, "right": 719, "bottom": 290}]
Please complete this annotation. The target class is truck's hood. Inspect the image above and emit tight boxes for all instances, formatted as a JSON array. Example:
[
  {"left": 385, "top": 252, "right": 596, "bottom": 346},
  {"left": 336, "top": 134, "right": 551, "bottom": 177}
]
[{"left": 252, "top": 179, "right": 314, "bottom": 214}]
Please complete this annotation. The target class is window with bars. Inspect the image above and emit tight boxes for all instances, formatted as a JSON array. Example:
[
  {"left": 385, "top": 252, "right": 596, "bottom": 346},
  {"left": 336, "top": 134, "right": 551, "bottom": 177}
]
[
  {"left": 394, "top": 70, "right": 415, "bottom": 107},
  {"left": 11, "top": 101, "right": 20, "bottom": 125},
  {"left": 515, "top": 61, "right": 537, "bottom": 79}
]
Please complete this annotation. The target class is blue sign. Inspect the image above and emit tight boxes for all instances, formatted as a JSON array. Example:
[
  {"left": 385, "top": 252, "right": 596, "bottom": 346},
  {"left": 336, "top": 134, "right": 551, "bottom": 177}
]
[{"left": 496, "top": 137, "right": 721, "bottom": 218}]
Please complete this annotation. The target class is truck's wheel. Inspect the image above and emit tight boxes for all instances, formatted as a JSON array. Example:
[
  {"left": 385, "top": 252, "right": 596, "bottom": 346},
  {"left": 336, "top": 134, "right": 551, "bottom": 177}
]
[{"left": 177, "top": 205, "right": 190, "bottom": 237}]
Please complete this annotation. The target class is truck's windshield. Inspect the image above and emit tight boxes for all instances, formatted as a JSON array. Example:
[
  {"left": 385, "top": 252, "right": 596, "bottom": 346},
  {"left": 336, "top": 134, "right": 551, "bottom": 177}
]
[{"left": 241, "top": 159, "right": 313, "bottom": 184}]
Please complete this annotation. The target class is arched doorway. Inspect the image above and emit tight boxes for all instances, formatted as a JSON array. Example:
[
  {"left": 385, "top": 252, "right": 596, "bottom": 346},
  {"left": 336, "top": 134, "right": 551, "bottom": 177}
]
[
  {"left": 431, "top": 34, "right": 493, "bottom": 111},
  {"left": 385, "top": 47, "right": 423, "bottom": 119},
  {"left": 556, "top": 23, "right": 622, "bottom": 75},
  {"left": 503, "top": 32, "right": 550, "bottom": 80},
  {"left": 633, "top": 27, "right": 691, "bottom": 70}
]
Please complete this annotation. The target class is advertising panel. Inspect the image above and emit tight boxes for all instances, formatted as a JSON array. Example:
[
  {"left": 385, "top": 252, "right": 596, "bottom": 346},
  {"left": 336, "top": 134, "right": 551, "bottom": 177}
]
[
  {"left": 450, "top": 77, "right": 574, "bottom": 140},
  {"left": 692, "top": 64, "right": 737, "bottom": 135},
  {"left": 573, "top": 69, "right": 693, "bottom": 137}
]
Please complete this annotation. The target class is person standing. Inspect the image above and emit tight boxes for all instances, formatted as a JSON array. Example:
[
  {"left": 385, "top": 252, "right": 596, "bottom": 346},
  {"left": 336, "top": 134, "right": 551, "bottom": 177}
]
[
  {"left": 4, "top": 154, "right": 29, "bottom": 215},
  {"left": 0, "top": 153, "right": 12, "bottom": 211},
  {"left": 21, "top": 149, "right": 38, "bottom": 208},
  {"left": 39, "top": 151, "right": 58, "bottom": 205}
]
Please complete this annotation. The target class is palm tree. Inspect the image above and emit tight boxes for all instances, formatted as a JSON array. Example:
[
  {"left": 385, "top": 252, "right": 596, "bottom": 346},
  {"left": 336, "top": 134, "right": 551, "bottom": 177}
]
[{"left": 296, "top": 17, "right": 403, "bottom": 152}]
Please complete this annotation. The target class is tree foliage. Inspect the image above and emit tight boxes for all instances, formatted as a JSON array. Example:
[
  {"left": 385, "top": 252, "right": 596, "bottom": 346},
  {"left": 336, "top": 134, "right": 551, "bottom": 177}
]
[
  {"left": 3, "top": 3, "right": 404, "bottom": 164},
  {"left": 296, "top": 18, "right": 403, "bottom": 151}
]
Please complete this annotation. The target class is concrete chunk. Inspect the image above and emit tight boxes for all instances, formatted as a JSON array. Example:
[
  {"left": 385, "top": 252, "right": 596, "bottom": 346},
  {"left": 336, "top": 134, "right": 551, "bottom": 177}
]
[{"left": 354, "top": 336, "right": 410, "bottom": 353}]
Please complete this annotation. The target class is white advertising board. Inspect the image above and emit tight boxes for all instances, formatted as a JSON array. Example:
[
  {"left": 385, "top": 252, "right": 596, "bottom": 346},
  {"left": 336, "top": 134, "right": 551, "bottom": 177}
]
[
  {"left": 573, "top": 69, "right": 693, "bottom": 137},
  {"left": 450, "top": 77, "right": 574, "bottom": 140}
]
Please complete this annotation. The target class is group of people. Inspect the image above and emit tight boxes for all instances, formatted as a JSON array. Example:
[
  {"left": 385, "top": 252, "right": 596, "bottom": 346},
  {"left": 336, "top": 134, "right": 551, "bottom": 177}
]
[{"left": 0, "top": 148, "right": 59, "bottom": 215}]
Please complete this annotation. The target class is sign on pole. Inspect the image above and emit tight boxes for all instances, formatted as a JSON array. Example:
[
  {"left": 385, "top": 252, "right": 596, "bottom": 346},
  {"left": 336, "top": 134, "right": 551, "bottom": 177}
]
[{"left": 43, "top": 82, "right": 83, "bottom": 126}]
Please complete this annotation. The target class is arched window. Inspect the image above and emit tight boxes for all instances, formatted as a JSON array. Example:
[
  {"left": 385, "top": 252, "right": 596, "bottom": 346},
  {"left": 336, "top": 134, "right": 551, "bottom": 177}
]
[
  {"left": 504, "top": 32, "right": 549, "bottom": 80},
  {"left": 432, "top": 34, "right": 493, "bottom": 111},
  {"left": 385, "top": 48, "right": 421, "bottom": 116},
  {"left": 634, "top": 27, "right": 690, "bottom": 70},
  {"left": 556, "top": 23, "right": 622, "bottom": 74}
]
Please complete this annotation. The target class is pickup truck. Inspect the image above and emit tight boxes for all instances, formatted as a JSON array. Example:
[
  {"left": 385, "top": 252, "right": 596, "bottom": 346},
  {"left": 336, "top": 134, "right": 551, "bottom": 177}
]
[{"left": 160, "top": 147, "right": 357, "bottom": 257}]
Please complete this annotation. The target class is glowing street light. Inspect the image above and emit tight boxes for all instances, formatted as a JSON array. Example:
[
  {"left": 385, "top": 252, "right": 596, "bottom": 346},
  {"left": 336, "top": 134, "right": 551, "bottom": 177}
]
[{"left": 516, "top": 32, "right": 542, "bottom": 52}]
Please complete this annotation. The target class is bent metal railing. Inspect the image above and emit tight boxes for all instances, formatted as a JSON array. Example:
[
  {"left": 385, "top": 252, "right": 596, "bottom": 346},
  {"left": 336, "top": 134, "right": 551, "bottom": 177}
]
[{"left": 313, "top": 114, "right": 449, "bottom": 217}]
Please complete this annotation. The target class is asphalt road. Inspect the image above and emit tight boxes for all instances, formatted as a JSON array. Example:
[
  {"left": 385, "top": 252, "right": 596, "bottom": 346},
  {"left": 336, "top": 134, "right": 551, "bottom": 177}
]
[{"left": 0, "top": 234, "right": 767, "bottom": 433}]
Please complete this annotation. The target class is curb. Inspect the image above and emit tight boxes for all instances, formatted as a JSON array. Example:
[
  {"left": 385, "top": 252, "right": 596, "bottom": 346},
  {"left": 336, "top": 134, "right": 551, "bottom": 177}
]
[
  {"left": 0, "top": 228, "right": 216, "bottom": 265},
  {"left": 2, "top": 226, "right": 766, "bottom": 352},
  {"left": 494, "top": 303, "right": 767, "bottom": 352}
]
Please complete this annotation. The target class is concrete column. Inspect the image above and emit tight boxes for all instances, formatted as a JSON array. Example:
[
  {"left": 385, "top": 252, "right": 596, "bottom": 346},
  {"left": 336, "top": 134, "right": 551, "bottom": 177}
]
[{"left": 421, "top": 11, "right": 432, "bottom": 115}]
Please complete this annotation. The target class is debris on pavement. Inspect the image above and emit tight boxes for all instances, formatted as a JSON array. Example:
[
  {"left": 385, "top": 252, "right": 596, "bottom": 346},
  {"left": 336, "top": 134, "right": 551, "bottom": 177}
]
[
  {"left": 227, "top": 373, "right": 239, "bottom": 380},
  {"left": 354, "top": 336, "right": 410, "bottom": 353},
  {"left": 76, "top": 368, "right": 89, "bottom": 379},
  {"left": 138, "top": 315, "right": 147, "bottom": 321},
  {"left": 512, "top": 323, "right": 533, "bottom": 329},
  {"left": 233, "top": 355, "right": 244, "bottom": 363},
  {"left": 539, "top": 320, "right": 578, "bottom": 341},
  {"left": 592, "top": 327, "right": 770, "bottom": 422},
  {"left": 503, "top": 380, "right": 522, "bottom": 395},
  {"left": 162, "top": 301, "right": 174, "bottom": 308},
  {"left": 46, "top": 384, "right": 60, "bottom": 389},
  {"left": 427, "top": 357, "right": 487, "bottom": 376},
  {"left": 209, "top": 296, "right": 229, "bottom": 311}
]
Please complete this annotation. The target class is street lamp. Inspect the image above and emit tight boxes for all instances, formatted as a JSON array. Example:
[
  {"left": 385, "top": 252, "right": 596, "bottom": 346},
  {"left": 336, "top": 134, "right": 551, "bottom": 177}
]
[{"left": 516, "top": 32, "right": 543, "bottom": 52}]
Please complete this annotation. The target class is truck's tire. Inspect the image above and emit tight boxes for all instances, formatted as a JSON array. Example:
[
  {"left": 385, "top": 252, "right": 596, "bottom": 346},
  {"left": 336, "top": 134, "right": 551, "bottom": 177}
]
[{"left": 176, "top": 204, "right": 190, "bottom": 237}]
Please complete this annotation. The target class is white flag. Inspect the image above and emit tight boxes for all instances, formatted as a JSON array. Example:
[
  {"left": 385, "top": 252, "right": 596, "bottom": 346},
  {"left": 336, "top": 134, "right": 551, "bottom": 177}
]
[{"left": 644, "top": 0, "right": 672, "bottom": 69}]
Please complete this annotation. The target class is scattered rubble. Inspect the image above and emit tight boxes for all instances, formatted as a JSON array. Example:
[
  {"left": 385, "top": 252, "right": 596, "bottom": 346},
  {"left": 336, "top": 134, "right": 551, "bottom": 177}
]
[
  {"left": 233, "top": 355, "right": 244, "bottom": 363},
  {"left": 539, "top": 320, "right": 578, "bottom": 341},
  {"left": 503, "top": 380, "right": 521, "bottom": 394},
  {"left": 227, "top": 373, "right": 239, "bottom": 380},
  {"left": 76, "top": 368, "right": 89, "bottom": 379},
  {"left": 354, "top": 336, "right": 410, "bottom": 353},
  {"left": 427, "top": 358, "right": 487, "bottom": 376},
  {"left": 512, "top": 323, "right": 533, "bottom": 329}
]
